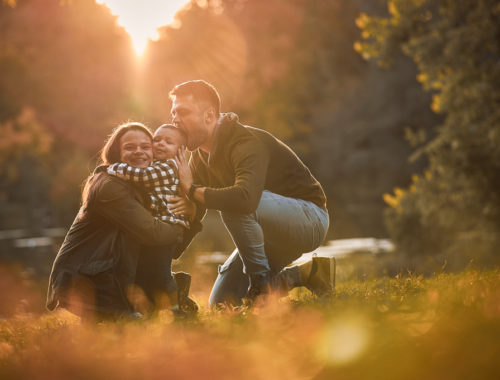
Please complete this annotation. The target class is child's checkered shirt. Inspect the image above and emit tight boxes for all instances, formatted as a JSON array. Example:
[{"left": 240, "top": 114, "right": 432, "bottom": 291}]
[{"left": 107, "top": 159, "right": 190, "bottom": 228}]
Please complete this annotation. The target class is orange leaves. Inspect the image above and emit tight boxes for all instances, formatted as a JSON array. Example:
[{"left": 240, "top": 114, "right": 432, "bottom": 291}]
[{"left": 0, "top": 107, "right": 53, "bottom": 178}]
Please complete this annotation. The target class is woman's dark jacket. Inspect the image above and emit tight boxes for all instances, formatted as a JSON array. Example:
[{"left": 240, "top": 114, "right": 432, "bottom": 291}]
[{"left": 46, "top": 173, "right": 185, "bottom": 316}]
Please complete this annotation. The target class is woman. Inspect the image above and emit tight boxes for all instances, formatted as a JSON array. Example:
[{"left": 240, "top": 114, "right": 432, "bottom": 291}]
[{"left": 46, "top": 122, "right": 197, "bottom": 320}]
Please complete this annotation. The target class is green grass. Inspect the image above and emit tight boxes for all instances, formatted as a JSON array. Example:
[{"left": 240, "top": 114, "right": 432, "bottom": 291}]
[{"left": 1, "top": 268, "right": 500, "bottom": 379}]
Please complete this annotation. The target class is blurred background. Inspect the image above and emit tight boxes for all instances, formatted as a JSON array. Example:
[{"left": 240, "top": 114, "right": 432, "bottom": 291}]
[{"left": 0, "top": 0, "right": 498, "bottom": 302}]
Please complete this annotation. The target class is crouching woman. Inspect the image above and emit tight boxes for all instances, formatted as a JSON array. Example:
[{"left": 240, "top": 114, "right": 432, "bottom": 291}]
[{"left": 46, "top": 122, "right": 196, "bottom": 321}]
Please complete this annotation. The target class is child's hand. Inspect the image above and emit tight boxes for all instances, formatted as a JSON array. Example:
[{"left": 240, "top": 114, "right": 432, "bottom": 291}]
[{"left": 175, "top": 146, "right": 193, "bottom": 194}]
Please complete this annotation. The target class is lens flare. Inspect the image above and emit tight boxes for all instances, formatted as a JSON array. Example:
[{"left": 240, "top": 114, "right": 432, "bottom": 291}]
[
  {"left": 317, "top": 315, "right": 371, "bottom": 365},
  {"left": 96, "top": 0, "right": 190, "bottom": 56}
]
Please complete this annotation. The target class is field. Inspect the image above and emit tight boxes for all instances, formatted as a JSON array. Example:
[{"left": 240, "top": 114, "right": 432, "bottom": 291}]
[{"left": 1, "top": 265, "right": 500, "bottom": 379}]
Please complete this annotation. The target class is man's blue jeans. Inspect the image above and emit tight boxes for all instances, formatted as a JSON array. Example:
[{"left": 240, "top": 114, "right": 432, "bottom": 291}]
[{"left": 209, "top": 190, "right": 329, "bottom": 306}]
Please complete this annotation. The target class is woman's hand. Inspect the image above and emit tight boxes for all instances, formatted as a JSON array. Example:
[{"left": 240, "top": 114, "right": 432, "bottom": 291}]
[
  {"left": 168, "top": 196, "right": 197, "bottom": 222},
  {"left": 175, "top": 146, "right": 193, "bottom": 194}
]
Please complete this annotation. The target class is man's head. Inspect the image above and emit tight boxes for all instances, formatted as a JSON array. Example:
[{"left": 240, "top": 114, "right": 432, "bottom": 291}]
[
  {"left": 153, "top": 124, "right": 187, "bottom": 160},
  {"left": 169, "top": 80, "right": 221, "bottom": 151}
]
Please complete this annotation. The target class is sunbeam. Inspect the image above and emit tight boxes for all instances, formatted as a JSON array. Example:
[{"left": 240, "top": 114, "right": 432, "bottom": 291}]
[{"left": 96, "top": 0, "right": 190, "bottom": 56}]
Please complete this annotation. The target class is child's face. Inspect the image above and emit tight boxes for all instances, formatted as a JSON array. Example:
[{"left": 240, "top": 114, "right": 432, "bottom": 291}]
[{"left": 153, "top": 127, "right": 185, "bottom": 160}]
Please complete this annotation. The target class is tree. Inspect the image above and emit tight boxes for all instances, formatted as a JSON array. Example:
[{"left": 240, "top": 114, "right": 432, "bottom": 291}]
[
  {"left": 356, "top": 0, "right": 500, "bottom": 268},
  {"left": 0, "top": 0, "right": 135, "bottom": 230}
]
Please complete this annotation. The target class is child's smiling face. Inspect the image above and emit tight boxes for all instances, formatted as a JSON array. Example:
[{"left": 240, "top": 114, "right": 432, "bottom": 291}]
[{"left": 153, "top": 125, "right": 186, "bottom": 160}]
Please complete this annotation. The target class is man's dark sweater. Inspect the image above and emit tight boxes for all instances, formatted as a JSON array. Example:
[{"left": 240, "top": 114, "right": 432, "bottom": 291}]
[{"left": 189, "top": 114, "right": 327, "bottom": 214}]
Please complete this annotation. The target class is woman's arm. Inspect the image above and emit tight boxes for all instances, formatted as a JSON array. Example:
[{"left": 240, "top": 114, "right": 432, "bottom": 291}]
[{"left": 95, "top": 176, "right": 181, "bottom": 246}]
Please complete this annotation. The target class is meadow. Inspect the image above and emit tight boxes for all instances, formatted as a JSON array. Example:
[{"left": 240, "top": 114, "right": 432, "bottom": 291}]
[
  {"left": 1, "top": 262, "right": 499, "bottom": 379},
  {"left": 1, "top": 1, "right": 499, "bottom": 378}
]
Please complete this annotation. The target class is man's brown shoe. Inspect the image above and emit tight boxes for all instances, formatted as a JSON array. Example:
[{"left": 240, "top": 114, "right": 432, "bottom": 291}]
[{"left": 298, "top": 256, "right": 336, "bottom": 296}]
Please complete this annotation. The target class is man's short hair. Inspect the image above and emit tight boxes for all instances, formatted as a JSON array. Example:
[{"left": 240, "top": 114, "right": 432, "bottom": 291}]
[{"left": 169, "top": 80, "right": 221, "bottom": 115}]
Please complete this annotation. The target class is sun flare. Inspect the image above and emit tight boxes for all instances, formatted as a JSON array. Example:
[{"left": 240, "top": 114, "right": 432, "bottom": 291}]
[{"left": 96, "top": 0, "right": 190, "bottom": 56}]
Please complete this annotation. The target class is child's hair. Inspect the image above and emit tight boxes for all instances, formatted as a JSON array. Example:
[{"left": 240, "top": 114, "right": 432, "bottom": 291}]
[{"left": 156, "top": 123, "right": 187, "bottom": 144}]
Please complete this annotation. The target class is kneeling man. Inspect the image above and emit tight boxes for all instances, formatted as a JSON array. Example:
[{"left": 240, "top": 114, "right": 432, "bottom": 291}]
[{"left": 170, "top": 80, "right": 333, "bottom": 306}]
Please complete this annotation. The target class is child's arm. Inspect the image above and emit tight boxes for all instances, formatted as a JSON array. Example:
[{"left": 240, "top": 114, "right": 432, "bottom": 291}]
[{"left": 107, "top": 160, "right": 178, "bottom": 189}]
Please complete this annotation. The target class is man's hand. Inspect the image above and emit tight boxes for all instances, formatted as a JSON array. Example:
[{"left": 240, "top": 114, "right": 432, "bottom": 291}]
[
  {"left": 175, "top": 146, "right": 193, "bottom": 194},
  {"left": 175, "top": 145, "right": 206, "bottom": 205},
  {"left": 168, "top": 196, "right": 197, "bottom": 222}
]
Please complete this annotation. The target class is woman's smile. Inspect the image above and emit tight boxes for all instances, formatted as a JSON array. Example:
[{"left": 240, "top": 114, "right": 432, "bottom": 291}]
[
  {"left": 129, "top": 155, "right": 150, "bottom": 166},
  {"left": 119, "top": 130, "right": 153, "bottom": 168}
]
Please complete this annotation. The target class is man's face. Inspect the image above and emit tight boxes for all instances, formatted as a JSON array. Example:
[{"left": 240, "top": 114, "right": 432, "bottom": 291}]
[
  {"left": 170, "top": 94, "right": 209, "bottom": 151},
  {"left": 153, "top": 127, "right": 185, "bottom": 160}
]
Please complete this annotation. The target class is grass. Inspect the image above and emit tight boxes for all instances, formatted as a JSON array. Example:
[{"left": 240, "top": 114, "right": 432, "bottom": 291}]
[{"left": 1, "top": 265, "right": 500, "bottom": 379}]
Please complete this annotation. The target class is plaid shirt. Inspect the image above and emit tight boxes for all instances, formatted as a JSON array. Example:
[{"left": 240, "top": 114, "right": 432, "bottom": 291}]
[{"left": 107, "top": 159, "right": 189, "bottom": 228}]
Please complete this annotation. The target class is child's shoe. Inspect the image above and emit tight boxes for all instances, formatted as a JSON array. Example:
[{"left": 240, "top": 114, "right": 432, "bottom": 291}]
[{"left": 173, "top": 271, "right": 199, "bottom": 314}]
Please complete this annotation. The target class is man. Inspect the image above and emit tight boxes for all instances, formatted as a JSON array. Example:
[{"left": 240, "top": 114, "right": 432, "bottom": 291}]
[{"left": 170, "top": 80, "right": 333, "bottom": 306}]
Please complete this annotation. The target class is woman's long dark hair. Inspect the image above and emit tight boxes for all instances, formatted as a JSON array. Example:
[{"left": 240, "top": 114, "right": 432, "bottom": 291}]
[{"left": 81, "top": 122, "right": 153, "bottom": 213}]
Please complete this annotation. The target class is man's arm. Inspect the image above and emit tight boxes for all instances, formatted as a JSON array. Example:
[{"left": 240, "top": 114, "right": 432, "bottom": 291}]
[
  {"left": 177, "top": 140, "right": 269, "bottom": 214},
  {"left": 107, "top": 161, "right": 178, "bottom": 189},
  {"left": 204, "top": 140, "right": 269, "bottom": 214}
]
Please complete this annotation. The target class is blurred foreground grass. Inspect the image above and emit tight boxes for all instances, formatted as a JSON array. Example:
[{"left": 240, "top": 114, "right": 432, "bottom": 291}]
[{"left": 1, "top": 267, "right": 500, "bottom": 379}]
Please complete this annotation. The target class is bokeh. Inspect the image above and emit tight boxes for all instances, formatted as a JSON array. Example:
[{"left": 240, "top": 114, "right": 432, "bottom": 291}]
[{"left": 1, "top": 1, "right": 499, "bottom": 377}]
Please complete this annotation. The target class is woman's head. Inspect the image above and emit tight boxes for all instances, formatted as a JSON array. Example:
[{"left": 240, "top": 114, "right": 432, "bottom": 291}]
[
  {"left": 101, "top": 122, "right": 153, "bottom": 168},
  {"left": 81, "top": 122, "right": 153, "bottom": 212}
]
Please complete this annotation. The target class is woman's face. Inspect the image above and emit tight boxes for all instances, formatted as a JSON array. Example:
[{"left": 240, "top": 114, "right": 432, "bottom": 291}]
[{"left": 119, "top": 130, "right": 153, "bottom": 168}]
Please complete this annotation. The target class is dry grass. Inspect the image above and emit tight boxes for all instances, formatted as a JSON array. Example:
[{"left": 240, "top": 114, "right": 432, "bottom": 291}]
[{"left": 1, "top": 264, "right": 500, "bottom": 379}]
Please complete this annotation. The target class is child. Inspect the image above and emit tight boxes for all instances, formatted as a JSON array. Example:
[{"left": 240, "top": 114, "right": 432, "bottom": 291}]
[{"left": 106, "top": 123, "right": 197, "bottom": 315}]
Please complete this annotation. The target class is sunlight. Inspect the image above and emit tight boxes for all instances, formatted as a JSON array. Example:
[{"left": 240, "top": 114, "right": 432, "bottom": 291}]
[
  {"left": 317, "top": 316, "right": 371, "bottom": 365},
  {"left": 96, "top": 0, "right": 190, "bottom": 56}
]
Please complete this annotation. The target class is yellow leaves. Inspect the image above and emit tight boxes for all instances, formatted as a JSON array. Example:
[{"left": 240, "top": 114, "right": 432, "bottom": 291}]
[
  {"left": 383, "top": 187, "right": 407, "bottom": 211},
  {"left": 431, "top": 94, "right": 442, "bottom": 113},
  {"left": 354, "top": 14, "right": 376, "bottom": 60},
  {"left": 417, "top": 72, "right": 428, "bottom": 83},
  {"left": 0, "top": 107, "right": 53, "bottom": 167},
  {"left": 388, "top": 1, "right": 400, "bottom": 18},
  {"left": 404, "top": 126, "right": 427, "bottom": 147},
  {"left": 355, "top": 13, "right": 369, "bottom": 29},
  {"left": 394, "top": 187, "right": 407, "bottom": 198},
  {"left": 408, "top": 174, "right": 420, "bottom": 192},
  {"left": 353, "top": 41, "right": 372, "bottom": 60},
  {"left": 383, "top": 193, "right": 397, "bottom": 208}
]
